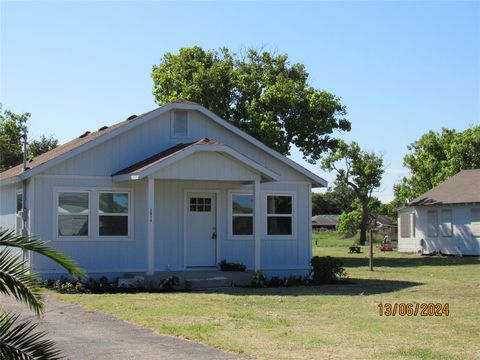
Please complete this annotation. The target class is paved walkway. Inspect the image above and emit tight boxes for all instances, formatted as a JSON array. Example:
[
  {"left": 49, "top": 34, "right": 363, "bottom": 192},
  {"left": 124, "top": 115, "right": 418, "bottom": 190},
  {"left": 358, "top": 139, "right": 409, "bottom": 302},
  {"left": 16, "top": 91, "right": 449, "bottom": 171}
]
[{"left": 1, "top": 295, "right": 244, "bottom": 360}]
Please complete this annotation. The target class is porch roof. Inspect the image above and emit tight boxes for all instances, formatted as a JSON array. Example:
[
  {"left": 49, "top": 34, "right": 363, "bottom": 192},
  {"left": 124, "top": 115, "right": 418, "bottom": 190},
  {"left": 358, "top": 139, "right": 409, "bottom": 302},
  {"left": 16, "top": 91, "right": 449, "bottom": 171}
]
[{"left": 112, "top": 138, "right": 280, "bottom": 182}]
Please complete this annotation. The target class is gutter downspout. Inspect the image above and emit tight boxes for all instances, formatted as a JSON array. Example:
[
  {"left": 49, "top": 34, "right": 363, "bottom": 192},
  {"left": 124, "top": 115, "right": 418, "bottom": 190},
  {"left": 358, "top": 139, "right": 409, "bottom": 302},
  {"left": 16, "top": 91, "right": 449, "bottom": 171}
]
[{"left": 20, "top": 128, "right": 30, "bottom": 267}]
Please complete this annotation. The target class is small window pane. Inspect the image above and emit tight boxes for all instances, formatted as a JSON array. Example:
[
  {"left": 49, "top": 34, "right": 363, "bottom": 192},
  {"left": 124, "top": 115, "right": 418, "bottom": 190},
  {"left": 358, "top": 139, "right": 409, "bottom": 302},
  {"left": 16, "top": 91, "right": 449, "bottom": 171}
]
[
  {"left": 173, "top": 111, "right": 188, "bottom": 136},
  {"left": 412, "top": 213, "right": 416, "bottom": 237},
  {"left": 16, "top": 193, "right": 23, "bottom": 213},
  {"left": 233, "top": 216, "right": 253, "bottom": 235},
  {"left": 189, "top": 198, "right": 211, "bottom": 212},
  {"left": 232, "top": 194, "right": 253, "bottom": 214},
  {"left": 400, "top": 213, "right": 411, "bottom": 238},
  {"left": 439, "top": 209, "right": 452, "bottom": 237},
  {"left": 267, "top": 196, "right": 292, "bottom": 214},
  {"left": 58, "top": 215, "right": 88, "bottom": 236},
  {"left": 99, "top": 216, "right": 128, "bottom": 236},
  {"left": 470, "top": 208, "right": 480, "bottom": 236},
  {"left": 99, "top": 193, "right": 128, "bottom": 214},
  {"left": 267, "top": 217, "right": 292, "bottom": 235},
  {"left": 58, "top": 192, "right": 89, "bottom": 214},
  {"left": 427, "top": 210, "right": 438, "bottom": 237}
]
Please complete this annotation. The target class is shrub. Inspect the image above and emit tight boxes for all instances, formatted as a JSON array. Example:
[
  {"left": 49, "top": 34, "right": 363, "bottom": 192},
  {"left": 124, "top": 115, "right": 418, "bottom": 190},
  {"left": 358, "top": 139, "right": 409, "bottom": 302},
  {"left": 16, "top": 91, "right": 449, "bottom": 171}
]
[
  {"left": 310, "top": 256, "right": 346, "bottom": 284},
  {"left": 251, "top": 271, "right": 266, "bottom": 287},
  {"left": 158, "top": 275, "right": 179, "bottom": 291},
  {"left": 219, "top": 259, "right": 247, "bottom": 272}
]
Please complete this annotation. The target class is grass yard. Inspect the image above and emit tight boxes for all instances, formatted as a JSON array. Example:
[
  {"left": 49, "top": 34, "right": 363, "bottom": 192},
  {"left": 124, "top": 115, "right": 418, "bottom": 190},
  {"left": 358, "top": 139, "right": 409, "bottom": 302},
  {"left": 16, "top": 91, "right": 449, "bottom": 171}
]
[{"left": 52, "top": 232, "right": 479, "bottom": 360}]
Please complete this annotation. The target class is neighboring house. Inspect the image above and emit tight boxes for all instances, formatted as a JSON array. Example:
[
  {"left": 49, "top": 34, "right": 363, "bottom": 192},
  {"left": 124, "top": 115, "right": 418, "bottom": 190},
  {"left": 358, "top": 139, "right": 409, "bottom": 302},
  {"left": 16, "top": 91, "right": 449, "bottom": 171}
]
[
  {"left": 0, "top": 101, "right": 327, "bottom": 279},
  {"left": 397, "top": 169, "right": 480, "bottom": 255},
  {"left": 311, "top": 215, "right": 339, "bottom": 231}
]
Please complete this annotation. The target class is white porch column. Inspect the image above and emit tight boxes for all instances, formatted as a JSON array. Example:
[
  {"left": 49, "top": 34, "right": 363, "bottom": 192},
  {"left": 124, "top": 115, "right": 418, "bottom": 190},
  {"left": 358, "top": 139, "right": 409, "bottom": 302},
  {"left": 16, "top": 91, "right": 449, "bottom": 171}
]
[
  {"left": 147, "top": 177, "right": 155, "bottom": 275},
  {"left": 253, "top": 178, "right": 261, "bottom": 271}
]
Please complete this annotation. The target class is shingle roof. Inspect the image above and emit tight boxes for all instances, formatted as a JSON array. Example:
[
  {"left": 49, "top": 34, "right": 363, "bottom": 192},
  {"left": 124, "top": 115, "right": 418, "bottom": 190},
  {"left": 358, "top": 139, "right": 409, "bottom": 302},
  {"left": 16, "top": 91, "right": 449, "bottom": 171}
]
[
  {"left": 0, "top": 100, "right": 197, "bottom": 181},
  {"left": 409, "top": 169, "right": 480, "bottom": 206},
  {"left": 312, "top": 215, "right": 340, "bottom": 227},
  {"left": 113, "top": 138, "right": 222, "bottom": 176}
]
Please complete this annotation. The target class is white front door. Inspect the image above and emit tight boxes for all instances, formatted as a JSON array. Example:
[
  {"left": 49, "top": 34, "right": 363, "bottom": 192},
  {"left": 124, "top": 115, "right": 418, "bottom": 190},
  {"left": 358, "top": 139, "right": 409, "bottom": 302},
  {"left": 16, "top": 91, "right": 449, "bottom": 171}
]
[{"left": 186, "top": 192, "right": 217, "bottom": 267}]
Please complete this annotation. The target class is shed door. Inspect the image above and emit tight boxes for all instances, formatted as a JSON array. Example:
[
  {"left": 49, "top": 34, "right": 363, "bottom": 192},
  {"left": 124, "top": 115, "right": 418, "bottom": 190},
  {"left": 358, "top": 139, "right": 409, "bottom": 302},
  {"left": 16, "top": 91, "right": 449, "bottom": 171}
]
[{"left": 186, "top": 192, "right": 217, "bottom": 267}]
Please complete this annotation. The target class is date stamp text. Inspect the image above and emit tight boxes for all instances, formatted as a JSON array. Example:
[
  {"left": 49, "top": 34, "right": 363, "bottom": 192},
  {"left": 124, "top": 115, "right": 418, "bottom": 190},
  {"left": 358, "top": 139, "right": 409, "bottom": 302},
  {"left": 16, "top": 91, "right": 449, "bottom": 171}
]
[{"left": 377, "top": 303, "right": 449, "bottom": 317}]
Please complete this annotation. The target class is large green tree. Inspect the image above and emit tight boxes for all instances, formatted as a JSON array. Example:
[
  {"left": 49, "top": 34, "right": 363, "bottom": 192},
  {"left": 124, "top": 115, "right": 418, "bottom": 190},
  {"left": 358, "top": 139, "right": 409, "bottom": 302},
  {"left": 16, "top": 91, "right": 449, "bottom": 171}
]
[
  {"left": 0, "top": 108, "right": 30, "bottom": 171},
  {"left": 29, "top": 135, "right": 58, "bottom": 158},
  {"left": 394, "top": 126, "right": 480, "bottom": 206},
  {"left": 322, "top": 141, "right": 384, "bottom": 245},
  {"left": 0, "top": 107, "right": 59, "bottom": 171},
  {"left": 152, "top": 46, "right": 351, "bottom": 163}
]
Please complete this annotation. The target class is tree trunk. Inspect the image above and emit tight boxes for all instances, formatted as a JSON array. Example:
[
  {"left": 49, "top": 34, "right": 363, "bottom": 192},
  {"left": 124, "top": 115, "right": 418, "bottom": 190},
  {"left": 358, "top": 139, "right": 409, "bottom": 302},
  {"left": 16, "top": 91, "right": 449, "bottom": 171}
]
[{"left": 359, "top": 200, "right": 369, "bottom": 245}]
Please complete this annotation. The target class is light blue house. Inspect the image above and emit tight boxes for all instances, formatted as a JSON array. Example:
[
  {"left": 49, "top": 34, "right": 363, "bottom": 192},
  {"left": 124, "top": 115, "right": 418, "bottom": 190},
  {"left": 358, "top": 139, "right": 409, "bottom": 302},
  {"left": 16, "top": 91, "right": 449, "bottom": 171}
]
[{"left": 0, "top": 101, "right": 326, "bottom": 279}]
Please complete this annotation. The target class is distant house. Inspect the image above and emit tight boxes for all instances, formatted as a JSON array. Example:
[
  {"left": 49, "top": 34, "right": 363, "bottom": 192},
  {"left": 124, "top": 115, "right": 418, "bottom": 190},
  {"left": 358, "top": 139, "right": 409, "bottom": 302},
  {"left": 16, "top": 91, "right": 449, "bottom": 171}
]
[
  {"left": 397, "top": 169, "right": 480, "bottom": 255},
  {"left": 373, "top": 215, "right": 397, "bottom": 239},
  {"left": 312, "top": 215, "right": 339, "bottom": 231},
  {"left": 0, "top": 101, "right": 327, "bottom": 279}
]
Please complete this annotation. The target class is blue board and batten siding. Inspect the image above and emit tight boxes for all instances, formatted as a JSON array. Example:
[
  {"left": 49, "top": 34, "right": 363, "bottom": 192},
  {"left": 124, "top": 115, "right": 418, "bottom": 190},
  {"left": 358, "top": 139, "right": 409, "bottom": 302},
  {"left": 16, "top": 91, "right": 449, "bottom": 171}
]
[{"left": 0, "top": 108, "right": 317, "bottom": 278}]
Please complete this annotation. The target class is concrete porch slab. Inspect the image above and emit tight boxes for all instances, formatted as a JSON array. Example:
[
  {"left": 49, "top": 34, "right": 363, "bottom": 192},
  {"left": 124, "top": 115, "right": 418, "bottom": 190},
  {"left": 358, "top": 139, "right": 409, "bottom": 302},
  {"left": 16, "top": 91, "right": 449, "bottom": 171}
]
[{"left": 133, "top": 270, "right": 253, "bottom": 290}]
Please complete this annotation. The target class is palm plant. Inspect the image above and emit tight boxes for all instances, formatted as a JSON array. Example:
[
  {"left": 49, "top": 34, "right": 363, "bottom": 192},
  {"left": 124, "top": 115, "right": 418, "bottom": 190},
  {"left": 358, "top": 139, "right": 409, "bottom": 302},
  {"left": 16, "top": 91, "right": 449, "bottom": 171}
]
[{"left": 0, "top": 228, "right": 85, "bottom": 359}]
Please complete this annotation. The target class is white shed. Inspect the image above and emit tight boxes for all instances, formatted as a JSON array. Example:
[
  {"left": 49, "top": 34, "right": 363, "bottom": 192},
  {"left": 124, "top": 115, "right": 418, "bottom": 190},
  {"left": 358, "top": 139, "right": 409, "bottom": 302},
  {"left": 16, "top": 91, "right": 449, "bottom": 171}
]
[{"left": 397, "top": 169, "right": 480, "bottom": 255}]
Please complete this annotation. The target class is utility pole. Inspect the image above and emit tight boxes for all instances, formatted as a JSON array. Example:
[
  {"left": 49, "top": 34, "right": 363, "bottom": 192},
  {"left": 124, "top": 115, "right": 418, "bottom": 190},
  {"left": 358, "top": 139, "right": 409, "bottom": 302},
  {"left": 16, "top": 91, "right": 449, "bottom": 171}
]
[{"left": 369, "top": 214, "right": 376, "bottom": 271}]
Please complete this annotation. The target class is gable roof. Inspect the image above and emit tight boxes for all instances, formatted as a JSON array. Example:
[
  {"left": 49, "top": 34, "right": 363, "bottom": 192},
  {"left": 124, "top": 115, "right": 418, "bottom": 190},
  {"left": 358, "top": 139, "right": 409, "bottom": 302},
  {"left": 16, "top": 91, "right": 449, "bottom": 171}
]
[
  {"left": 409, "top": 169, "right": 480, "bottom": 206},
  {"left": 312, "top": 215, "right": 339, "bottom": 227},
  {"left": 112, "top": 138, "right": 279, "bottom": 181},
  {"left": 0, "top": 101, "right": 327, "bottom": 187}
]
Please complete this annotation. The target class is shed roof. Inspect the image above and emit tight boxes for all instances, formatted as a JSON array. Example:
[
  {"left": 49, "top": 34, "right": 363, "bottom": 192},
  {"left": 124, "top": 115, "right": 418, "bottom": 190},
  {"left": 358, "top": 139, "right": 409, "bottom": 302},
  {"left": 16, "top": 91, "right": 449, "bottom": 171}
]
[
  {"left": 312, "top": 215, "right": 340, "bottom": 227},
  {"left": 409, "top": 169, "right": 480, "bottom": 206}
]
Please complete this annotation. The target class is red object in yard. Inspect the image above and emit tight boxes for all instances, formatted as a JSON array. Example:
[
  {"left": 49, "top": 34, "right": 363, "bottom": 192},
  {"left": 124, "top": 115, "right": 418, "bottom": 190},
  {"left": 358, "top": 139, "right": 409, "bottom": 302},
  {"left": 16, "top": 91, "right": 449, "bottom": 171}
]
[{"left": 380, "top": 243, "right": 393, "bottom": 252}]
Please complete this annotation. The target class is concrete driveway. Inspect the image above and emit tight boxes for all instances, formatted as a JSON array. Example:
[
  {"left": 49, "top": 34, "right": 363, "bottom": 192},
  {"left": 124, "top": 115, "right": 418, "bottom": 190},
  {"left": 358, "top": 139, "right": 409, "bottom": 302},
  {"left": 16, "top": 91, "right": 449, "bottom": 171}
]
[{"left": 1, "top": 295, "right": 244, "bottom": 360}]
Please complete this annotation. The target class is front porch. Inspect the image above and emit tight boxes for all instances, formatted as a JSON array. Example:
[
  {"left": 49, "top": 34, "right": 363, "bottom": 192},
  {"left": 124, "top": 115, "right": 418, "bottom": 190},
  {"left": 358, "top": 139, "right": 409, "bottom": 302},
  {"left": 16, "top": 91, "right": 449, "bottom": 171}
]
[{"left": 112, "top": 138, "right": 280, "bottom": 275}]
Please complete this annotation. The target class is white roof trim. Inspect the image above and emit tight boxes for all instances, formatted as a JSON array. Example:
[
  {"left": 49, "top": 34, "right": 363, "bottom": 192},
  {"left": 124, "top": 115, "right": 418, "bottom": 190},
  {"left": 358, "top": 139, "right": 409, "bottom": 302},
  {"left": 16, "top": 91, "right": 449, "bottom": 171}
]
[
  {"left": 0, "top": 176, "right": 21, "bottom": 187},
  {"left": 9, "top": 102, "right": 326, "bottom": 187},
  {"left": 112, "top": 144, "right": 280, "bottom": 182}
]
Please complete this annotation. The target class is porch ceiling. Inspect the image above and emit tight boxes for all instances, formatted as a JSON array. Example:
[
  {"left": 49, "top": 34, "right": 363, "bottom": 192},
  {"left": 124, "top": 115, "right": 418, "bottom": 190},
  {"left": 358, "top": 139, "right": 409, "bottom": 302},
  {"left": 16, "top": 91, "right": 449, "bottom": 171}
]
[{"left": 112, "top": 138, "right": 280, "bottom": 182}]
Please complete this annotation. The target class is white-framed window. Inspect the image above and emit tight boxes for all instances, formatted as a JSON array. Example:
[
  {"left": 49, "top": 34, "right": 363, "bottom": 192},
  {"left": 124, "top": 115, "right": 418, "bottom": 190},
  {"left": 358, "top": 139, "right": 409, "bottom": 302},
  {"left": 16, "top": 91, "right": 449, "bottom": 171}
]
[
  {"left": 470, "top": 208, "right": 480, "bottom": 237},
  {"left": 15, "top": 191, "right": 23, "bottom": 234},
  {"left": 171, "top": 110, "right": 189, "bottom": 138},
  {"left": 439, "top": 209, "right": 452, "bottom": 237},
  {"left": 57, "top": 191, "right": 90, "bottom": 237},
  {"left": 411, "top": 213, "right": 416, "bottom": 238},
  {"left": 266, "top": 194, "right": 294, "bottom": 236},
  {"left": 400, "top": 213, "right": 411, "bottom": 238},
  {"left": 427, "top": 210, "right": 438, "bottom": 237},
  {"left": 54, "top": 187, "right": 133, "bottom": 240},
  {"left": 98, "top": 192, "right": 130, "bottom": 236},
  {"left": 16, "top": 191, "right": 23, "bottom": 214},
  {"left": 229, "top": 192, "right": 253, "bottom": 237}
]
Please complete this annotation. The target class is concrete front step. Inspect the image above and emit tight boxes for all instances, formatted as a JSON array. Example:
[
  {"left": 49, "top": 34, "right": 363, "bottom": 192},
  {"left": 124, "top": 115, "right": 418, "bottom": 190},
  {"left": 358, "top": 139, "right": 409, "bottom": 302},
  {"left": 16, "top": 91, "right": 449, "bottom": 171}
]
[{"left": 135, "top": 270, "right": 253, "bottom": 290}]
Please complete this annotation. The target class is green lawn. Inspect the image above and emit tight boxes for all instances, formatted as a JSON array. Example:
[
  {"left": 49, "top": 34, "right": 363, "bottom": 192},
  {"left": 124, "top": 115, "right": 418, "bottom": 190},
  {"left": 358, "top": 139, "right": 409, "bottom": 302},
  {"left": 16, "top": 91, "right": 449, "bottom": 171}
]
[{"left": 52, "top": 232, "right": 479, "bottom": 360}]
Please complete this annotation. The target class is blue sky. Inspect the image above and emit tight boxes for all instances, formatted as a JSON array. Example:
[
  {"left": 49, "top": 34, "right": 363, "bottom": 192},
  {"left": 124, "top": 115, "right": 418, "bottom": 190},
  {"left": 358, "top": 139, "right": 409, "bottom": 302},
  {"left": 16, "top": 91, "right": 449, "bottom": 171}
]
[{"left": 1, "top": 1, "right": 479, "bottom": 201}]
